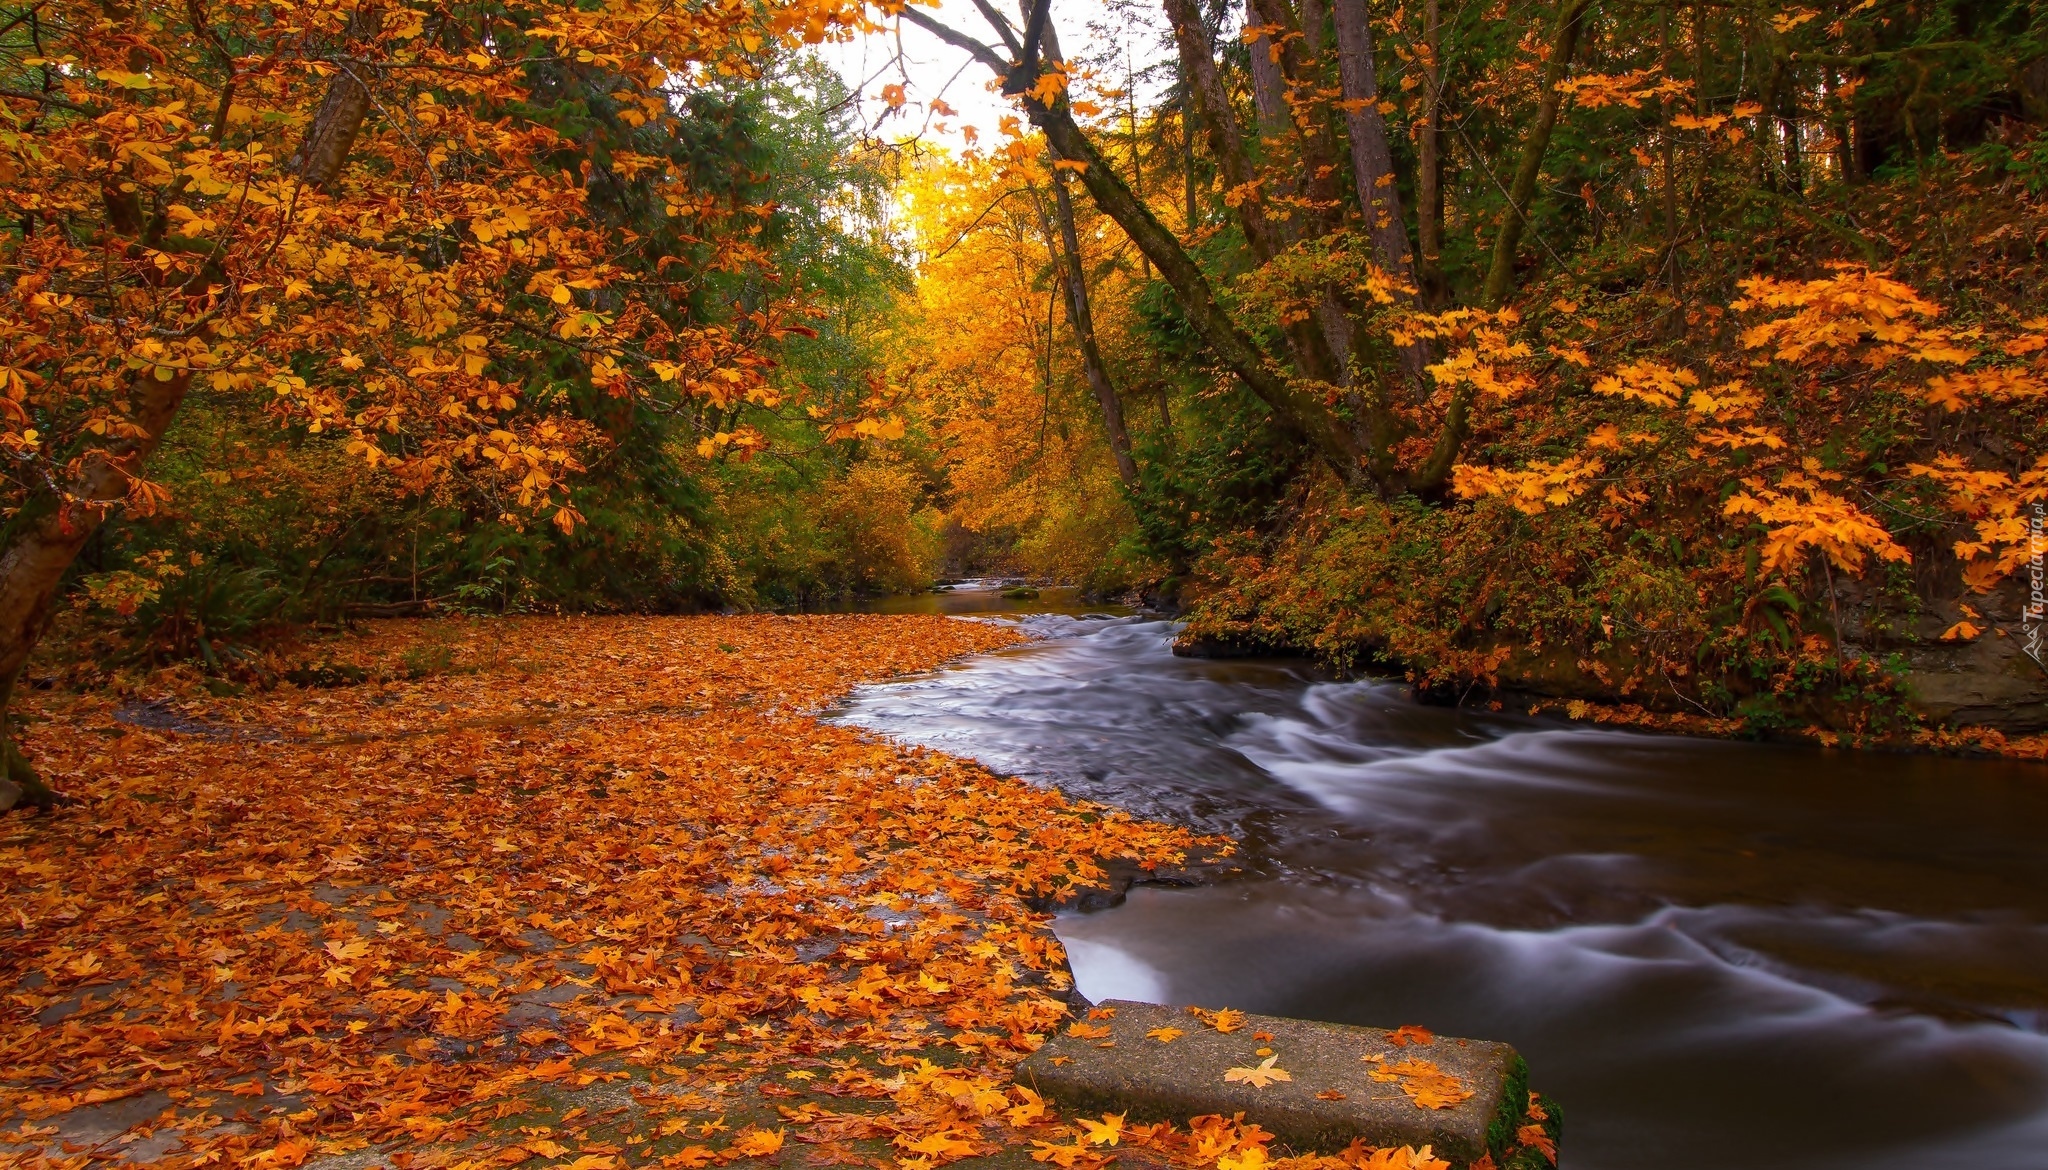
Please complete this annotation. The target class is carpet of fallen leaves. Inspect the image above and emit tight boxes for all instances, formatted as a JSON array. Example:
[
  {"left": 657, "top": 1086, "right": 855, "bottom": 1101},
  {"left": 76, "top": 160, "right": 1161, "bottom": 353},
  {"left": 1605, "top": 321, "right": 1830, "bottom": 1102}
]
[{"left": 0, "top": 615, "right": 1535, "bottom": 1170}]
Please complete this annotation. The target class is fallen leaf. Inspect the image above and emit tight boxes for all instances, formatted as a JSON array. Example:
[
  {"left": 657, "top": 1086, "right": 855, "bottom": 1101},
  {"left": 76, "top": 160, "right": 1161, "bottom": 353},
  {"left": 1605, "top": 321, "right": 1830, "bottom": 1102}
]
[
  {"left": 1517, "top": 1124, "right": 1558, "bottom": 1164},
  {"left": 729, "top": 1128, "right": 785, "bottom": 1158},
  {"left": 1223, "top": 1055, "right": 1292, "bottom": 1089},
  {"left": 1078, "top": 1114, "right": 1124, "bottom": 1146}
]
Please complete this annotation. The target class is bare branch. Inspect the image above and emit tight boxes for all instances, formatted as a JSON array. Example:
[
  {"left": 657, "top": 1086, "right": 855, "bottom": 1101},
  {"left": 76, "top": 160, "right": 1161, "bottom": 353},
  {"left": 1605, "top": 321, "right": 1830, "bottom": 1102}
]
[
  {"left": 896, "top": 7, "right": 1010, "bottom": 75},
  {"left": 968, "top": 0, "right": 1023, "bottom": 56}
]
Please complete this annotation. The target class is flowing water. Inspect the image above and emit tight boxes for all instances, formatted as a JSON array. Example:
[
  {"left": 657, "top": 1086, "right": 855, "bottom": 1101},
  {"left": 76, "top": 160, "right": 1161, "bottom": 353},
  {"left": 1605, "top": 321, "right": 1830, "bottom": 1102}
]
[{"left": 830, "top": 593, "right": 2048, "bottom": 1170}]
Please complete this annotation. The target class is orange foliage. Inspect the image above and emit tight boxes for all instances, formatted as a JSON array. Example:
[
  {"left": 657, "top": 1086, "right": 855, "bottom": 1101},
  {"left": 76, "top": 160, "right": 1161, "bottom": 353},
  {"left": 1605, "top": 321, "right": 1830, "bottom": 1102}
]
[
  {"left": 892, "top": 143, "right": 1148, "bottom": 579},
  {"left": 1452, "top": 264, "right": 2034, "bottom": 585},
  {"left": 3, "top": 616, "right": 1218, "bottom": 1167},
  {"left": 0, "top": 0, "right": 869, "bottom": 537}
]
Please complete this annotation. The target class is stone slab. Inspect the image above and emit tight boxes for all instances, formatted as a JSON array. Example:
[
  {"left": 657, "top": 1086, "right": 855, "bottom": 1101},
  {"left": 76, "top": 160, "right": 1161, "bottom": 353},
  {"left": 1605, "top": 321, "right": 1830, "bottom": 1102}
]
[{"left": 1016, "top": 1000, "right": 1528, "bottom": 1166}]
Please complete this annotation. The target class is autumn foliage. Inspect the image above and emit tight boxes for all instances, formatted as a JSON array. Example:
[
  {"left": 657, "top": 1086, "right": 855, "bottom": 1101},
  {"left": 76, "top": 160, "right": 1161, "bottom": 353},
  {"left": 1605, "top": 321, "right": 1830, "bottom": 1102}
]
[
  {"left": 871, "top": 0, "right": 2048, "bottom": 743},
  {"left": 1, "top": 616, "right": 1208, "bottom": 1167},
  {"left": 0, "top": 616, "right": 1556, "bottom": 1169},
  {"left": 1, "top": 0, "right": 864, "bottom": 534}
]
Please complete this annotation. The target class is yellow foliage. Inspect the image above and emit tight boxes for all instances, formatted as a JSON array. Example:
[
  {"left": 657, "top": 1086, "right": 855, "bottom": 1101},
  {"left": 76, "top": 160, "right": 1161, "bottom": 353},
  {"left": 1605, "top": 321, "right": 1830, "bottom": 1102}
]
[
  {"left": 1733, "top": 265, "right": 1971, "bottom": 367},
  {"left": 1722, "top": 479, "right": 1910, "bottom": 574},
  {"left": 889, "top": 147, "right": 1149, "bottom": 582},
  {"left": 1452, "top": 456, "right": 1604, "bottom": 515},
  {"left": 1591, "top": 360, "right": 1698, "bottom": 407},
  {"left": 1906, "top": 455, "right": 2048, "bottom": 588}
]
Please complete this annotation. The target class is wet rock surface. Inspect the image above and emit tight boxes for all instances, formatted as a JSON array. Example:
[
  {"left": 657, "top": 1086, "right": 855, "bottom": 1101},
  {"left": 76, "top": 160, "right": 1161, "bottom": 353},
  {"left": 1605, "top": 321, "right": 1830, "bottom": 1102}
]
[{"left": 1018, "top": 1001, "right": 1526, "bottom": 1165}]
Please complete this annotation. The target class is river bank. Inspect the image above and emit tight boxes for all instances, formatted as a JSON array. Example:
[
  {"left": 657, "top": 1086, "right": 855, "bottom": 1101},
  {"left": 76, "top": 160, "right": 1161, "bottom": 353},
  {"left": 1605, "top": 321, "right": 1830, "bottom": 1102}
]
[{"left": 1160, "top": 496, "right": 2048, "bottom": 759}]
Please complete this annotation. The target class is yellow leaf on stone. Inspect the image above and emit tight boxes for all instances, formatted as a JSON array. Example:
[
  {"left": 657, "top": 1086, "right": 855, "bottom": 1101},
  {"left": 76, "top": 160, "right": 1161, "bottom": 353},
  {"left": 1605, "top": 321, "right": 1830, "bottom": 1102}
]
[{"left": 1223, "top": 1055, "right": 1291, "bottom": 1089}]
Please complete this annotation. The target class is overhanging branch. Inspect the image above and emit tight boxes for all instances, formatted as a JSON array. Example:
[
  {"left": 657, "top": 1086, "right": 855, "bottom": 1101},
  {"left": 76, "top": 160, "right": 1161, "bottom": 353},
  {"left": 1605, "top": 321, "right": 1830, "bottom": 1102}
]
[{"left": 897, "top": 7, "right": 1011, "bottom": 75}]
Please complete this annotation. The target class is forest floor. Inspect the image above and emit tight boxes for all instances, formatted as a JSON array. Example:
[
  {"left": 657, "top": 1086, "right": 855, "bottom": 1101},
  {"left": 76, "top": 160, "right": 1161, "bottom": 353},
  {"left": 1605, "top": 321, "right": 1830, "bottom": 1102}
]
[{"left": 0, "top": 615, "right": 1503, "bottom": 1170}]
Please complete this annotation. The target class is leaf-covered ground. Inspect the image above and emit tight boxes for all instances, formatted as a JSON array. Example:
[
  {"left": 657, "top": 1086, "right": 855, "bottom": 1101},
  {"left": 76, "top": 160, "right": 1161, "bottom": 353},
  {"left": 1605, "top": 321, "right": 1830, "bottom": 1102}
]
[{"left": 1, "top": 616, "right": 1542, "bottom": 1170}]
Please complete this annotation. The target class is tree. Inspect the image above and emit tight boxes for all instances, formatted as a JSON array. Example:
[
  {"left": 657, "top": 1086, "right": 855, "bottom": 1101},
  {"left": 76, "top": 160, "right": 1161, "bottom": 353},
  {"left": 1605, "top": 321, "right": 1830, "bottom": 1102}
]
[
  {"left": 895, "top": 0, "right": 1609, "bottom": 497},
  {"left": 0, "top": 0, "right": 868, "bottom": 808}
]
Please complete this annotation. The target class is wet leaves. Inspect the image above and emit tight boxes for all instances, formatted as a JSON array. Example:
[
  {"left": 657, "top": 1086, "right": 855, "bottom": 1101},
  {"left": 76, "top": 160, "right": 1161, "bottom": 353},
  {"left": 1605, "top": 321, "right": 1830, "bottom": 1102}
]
[
  {"left": 6, "top": 614, "right": 1533, "bottom": 1169},
  {"left": 1362, "top": 1055, "right": 1476, "bottom": 1111},
  {"left": 1385, "top": 1026, "right": 1433, "bottom": 1048},
  {"left": 1191, "top": 1006, "right": 1246, "bottom": 1034},
  {"left": 2, "top": 615, "right": 1221, "bottom": 1169},
  {"left": 1076, "top": 1113, "right": 1124, "bottom": 1146}
]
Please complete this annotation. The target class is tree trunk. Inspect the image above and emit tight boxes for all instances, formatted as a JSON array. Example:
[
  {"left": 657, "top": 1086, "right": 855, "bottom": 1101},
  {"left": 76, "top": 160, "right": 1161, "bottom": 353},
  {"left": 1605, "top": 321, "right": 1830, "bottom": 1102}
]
[
  {"left": 0, "top": 670, "right": 41, "bottom": 812},
  {"left": 1161, "top": 0, "right": 1344, "bottom": 387},
  {"left": 1038, "top": 108, "right": 1364, "bottom": 478},
  {"left": 0, "top": 17, "right": 386, "bottom": 811},
  {"left": 1162, "top": 0, "right": 1283, "bottom": 263},
  {"left": 1248, "top": 0, "right": 1357, "bottom": 326},
  {"left": 1245, "top": 20, "right": 1294, "bottom": 146},
  {"left": 899, "top": 3, "right": 1363, "bottom": 475},
  {"left": 1479, "top": 0, "right": 1592, "bottom": 309},
  {"left": 1330, "top": 0, "right": 1416, "bottom": 287},
  {"left": 0, "top": 368, "right": 192, "bottom": 810},
  {"left": 1249, "top": 0, "right": 1348, "bottom": 237},
  {"left": 1300, "top": 0, "right": 1329, "bottom": 54},
  {"left": 1330, "top": 0, "right": 1432, "bottom": 398},
  {"left": 1051, "top": 175, "right": 1140, "bottom": 488},
  {"left": 292, "top": 8, "right": 384, "bottom": 190},
  {"left": 1417, "top": 0, "right": 1445, "bottom": 303}
]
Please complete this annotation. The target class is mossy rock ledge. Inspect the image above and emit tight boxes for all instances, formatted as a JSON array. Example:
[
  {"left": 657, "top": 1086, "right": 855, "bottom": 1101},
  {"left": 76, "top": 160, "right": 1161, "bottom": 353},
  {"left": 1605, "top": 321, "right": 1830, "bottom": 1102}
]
[{"left": 1018, "top": 1000, "right": 1543, "bottom": 1168}]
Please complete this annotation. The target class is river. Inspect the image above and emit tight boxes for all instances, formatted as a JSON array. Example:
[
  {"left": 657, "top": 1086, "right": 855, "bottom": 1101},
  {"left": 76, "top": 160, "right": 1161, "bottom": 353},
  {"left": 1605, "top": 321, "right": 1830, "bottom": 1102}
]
[{"left": 828, "top": 587, "right": 2048, "bottom": 1170}]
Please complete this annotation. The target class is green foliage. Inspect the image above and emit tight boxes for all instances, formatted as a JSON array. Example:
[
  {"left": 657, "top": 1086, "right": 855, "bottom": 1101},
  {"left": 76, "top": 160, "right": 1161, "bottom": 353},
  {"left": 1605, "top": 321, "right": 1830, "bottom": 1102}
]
[{"left": 1130, "top": 389, "right": 1301, "bottom": 574}]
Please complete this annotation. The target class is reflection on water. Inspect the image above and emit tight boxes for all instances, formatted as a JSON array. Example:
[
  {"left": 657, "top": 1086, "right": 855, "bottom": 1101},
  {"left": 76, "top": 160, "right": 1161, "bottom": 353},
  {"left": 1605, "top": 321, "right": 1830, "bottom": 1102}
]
[{"left": 833, "top": 613, "right": 2048, "bottom": 1170}]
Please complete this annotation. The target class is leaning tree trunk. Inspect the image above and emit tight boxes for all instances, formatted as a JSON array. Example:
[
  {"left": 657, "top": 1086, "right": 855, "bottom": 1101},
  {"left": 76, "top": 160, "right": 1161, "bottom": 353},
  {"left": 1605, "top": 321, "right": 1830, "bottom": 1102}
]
[
  {"left": 1479, "top": 0, "right": 1593, "bottom": 309},
  {"left": 1032, "top": 107, "right": 1364, "bottom": 476},
  {"left": 1029, "top": 11, "right": 1141, "bottom": 488},
  {"left": 0, "top": 368, "right": 192, "bottom": 811},
  {"left": 905, "top": 2, "right": 1364, "bottom": 476},
  {"left": 0, "top": 47, "right": 379, "bottom": 811},
  {"left": 1419, "top": 0, "right": 1595, "bottom": 490},
  {"left": 1051, "top": 175, "right": 1140, "bottom": 489}
]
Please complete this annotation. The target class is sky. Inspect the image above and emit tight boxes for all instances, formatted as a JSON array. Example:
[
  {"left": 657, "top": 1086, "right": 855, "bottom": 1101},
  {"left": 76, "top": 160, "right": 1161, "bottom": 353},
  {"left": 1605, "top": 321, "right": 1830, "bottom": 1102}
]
[{"left": 818, "top": 0, "right": 1180, "bottom": 151}]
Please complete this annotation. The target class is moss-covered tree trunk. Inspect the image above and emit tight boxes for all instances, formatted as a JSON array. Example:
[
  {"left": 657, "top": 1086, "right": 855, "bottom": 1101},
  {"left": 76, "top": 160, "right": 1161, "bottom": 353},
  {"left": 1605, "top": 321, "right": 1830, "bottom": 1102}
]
[{"left": 0, "top": 667, "right": 50, "bottom": 812}]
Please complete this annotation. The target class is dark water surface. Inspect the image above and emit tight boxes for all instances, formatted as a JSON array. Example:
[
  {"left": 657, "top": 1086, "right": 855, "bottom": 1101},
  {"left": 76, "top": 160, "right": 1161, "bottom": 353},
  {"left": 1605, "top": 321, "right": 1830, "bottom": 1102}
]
[
  {"left": 831, "top": 598, "right": 2048, "bottom": 1170},
  {"left": 803, "top": 579, "right": 1126, "bottom": 618}
]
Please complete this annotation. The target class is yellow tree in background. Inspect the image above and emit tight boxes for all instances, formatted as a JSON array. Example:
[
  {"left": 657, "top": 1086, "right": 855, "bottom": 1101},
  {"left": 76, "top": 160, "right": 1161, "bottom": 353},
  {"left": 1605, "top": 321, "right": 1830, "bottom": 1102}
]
[{"left": 892, "top": 129, "right": 1163, "bottom": 580}]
